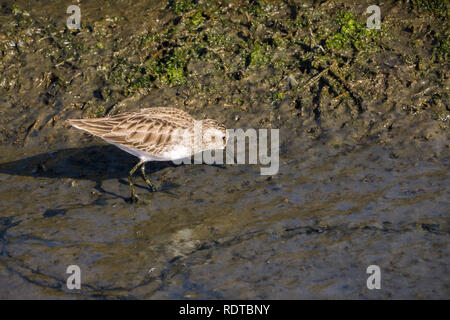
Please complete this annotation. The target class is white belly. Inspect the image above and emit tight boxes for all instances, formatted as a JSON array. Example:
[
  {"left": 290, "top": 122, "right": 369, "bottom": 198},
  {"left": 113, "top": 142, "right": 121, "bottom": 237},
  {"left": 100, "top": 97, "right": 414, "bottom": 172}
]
[{"left": 109, "top": 141, "right": 192, "bottom": 162}]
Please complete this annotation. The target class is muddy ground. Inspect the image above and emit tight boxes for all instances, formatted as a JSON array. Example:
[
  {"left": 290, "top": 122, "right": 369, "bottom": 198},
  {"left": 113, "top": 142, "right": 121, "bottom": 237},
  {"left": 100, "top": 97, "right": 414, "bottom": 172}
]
[{"left": 0, "top": 0, "right": 448, "bottom": 298}]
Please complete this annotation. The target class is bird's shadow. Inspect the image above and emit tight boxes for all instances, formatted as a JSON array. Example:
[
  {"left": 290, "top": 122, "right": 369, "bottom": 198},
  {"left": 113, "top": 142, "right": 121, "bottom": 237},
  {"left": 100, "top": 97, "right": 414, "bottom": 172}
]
[{"left": 0, "top": 145, "right": 179, "bottom": 200}]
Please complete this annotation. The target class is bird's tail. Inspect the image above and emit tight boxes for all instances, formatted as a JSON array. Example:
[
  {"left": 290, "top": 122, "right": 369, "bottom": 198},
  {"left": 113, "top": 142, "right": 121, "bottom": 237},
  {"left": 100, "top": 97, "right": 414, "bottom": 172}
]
[{"left": 66, "top": 118, "right": 116, "bottom": 137}]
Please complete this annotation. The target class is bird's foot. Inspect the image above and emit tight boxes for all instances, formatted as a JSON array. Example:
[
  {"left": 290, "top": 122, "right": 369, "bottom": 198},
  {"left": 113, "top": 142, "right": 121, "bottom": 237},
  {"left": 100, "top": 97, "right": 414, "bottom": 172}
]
[
  {"left": 127, "top": 193, "right": 140, "bottom": 204},
  {"left": 127, "top": 193, "right": 152, "bottom": 205},
  {"left": 143, "top": 179, "right": 157, "bottom": 192}
]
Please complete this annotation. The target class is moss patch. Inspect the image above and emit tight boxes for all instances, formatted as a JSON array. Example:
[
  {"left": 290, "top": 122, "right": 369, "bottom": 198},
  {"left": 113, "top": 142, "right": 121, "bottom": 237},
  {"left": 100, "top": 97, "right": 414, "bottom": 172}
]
[
  {"left": 412, "top": 0, "right": 449, "bottom": 18},
  {"left": 325, "top": 11, "right": 379, "bottom": 52}
]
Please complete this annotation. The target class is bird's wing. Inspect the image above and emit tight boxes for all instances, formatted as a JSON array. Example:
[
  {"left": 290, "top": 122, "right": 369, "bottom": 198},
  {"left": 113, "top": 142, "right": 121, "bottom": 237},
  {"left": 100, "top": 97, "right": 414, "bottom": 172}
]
[
  {"left": 68, "top": 108, "right": 195, "bottom": 155},
  {"left": 104, "top": 115, "right": 194, "bottom": 155},
  {"left": 67, "top": 113, "right": 131, "bottom": 136}
]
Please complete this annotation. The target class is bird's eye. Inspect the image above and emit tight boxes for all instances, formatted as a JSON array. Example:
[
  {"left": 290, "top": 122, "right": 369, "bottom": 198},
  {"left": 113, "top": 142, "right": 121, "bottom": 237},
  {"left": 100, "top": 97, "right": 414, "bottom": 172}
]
[{"left": 222, "top": 136, "right": 226, "bottom": 142}]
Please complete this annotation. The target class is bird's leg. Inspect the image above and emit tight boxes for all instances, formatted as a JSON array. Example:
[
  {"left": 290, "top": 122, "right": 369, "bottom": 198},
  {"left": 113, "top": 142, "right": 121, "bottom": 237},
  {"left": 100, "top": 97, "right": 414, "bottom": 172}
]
[
  {"left": 140, "top": 162, "right": 157, "bottom": 192},
  {"left": 128, "top": 160, "right": 144, "bottom": 202}
]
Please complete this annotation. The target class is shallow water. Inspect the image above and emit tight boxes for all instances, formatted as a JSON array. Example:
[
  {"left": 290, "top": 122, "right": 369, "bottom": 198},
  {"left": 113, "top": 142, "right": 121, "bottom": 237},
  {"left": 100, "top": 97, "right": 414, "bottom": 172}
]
[
  {"left": 0, "top": 0, "right": 449, "bottom": 299},
  {"left": 1, "top": 135, "right": 448, "bottom": 298}
]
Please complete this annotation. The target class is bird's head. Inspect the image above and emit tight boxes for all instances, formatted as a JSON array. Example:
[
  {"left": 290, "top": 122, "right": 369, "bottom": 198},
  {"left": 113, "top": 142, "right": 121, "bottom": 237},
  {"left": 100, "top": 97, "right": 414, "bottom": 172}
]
[{"left": 201, "top": 119, "right": 228, "bottom": 151}]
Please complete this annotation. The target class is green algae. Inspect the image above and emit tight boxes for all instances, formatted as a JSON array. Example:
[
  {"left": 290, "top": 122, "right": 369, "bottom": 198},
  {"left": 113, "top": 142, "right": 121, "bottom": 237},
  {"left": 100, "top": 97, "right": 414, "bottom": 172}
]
[
  {"left": 170, "top": 0, "right": 198, "bottom": 14},
  {"left": 436, "top": 32, "right": 450, "bottom": 60},
  {"left": 412, "top": 0, "right": 449, "bottom": 18},
  {"left": 325, "top": 11, "right": 379, "bottom": 52},
  {"left": 249, "top": 42, "right": 270, "bottom": 67}
]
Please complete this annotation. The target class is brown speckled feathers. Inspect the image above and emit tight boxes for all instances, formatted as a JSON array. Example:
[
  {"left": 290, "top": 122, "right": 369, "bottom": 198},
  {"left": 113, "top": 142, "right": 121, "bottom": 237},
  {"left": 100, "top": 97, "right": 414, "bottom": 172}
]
[{"left": 68, "top": 107, "right": 197, "bottom": 156}]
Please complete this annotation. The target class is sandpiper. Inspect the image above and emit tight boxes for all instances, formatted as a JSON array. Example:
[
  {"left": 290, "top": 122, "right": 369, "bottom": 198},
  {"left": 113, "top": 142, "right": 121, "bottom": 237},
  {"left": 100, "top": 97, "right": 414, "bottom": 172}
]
[{"left": 67, "top": 107, "right": 227, "bottom": 202}]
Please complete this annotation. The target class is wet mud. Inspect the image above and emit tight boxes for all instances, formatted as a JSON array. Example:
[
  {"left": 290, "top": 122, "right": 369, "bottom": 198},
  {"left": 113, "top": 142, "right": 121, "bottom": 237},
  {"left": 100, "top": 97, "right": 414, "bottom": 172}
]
[{"left": 0, "top": 0, "right": 448, "bottom": 298}]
